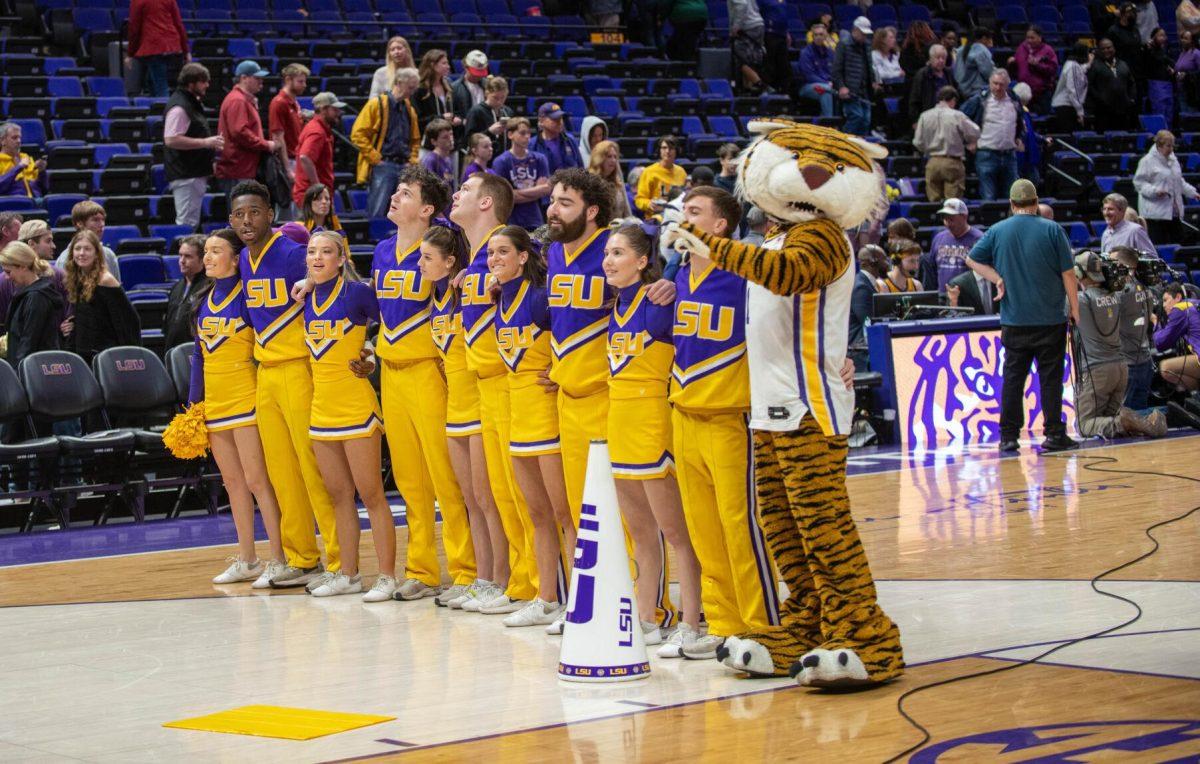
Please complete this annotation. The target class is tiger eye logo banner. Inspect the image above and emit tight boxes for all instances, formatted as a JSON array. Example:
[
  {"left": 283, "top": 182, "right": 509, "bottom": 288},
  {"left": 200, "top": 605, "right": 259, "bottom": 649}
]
[{"left": 891, "top": 330, "right": 1076, "bottom": 448}]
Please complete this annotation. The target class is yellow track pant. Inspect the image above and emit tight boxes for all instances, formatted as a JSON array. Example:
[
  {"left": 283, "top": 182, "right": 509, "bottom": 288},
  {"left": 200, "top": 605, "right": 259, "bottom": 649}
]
[
  {"left": 382, "top": 359, "right": 476, "bottom": 587},
  {"left": 256, "top": 359, "right": 339, "bottom": 571}
]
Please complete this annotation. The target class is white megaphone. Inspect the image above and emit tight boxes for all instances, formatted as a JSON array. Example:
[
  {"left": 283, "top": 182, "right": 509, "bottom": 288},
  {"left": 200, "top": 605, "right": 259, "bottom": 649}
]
[{"left": 558, "top": 440, "right": 650, "bottom": 683}]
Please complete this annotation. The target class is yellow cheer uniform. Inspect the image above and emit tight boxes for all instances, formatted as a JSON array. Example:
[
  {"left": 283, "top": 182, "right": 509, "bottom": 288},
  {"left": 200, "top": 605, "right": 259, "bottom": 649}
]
[
  {"left": 495, "top": 277, "right": 560, "bottom": 456},
  {"left": 189, "top": 275, "right": 257, "bottom": 431},
  {"left": 607, "top": 283, "right": 675, "bottom": 478},
  {"left": 304, "top": 276, "right": 383, "bottom": 440},
  {"left": 430, "top": 280, "right": 482, "bottom": 437}
]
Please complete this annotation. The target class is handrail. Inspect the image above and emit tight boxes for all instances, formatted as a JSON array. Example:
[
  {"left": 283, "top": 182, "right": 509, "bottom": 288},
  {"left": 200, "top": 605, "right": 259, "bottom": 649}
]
[
  {"left": 1045, "top": 163, "right": 1083, "bottom": 188},
  {"left": 1052, "top": 136, "right": 1094, "bottom": 166}
]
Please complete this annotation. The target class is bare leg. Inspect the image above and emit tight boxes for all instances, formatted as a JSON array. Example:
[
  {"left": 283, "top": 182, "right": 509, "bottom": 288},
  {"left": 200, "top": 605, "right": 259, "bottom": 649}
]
[
  {"left": 312, "top": 440, "right": 361, "bottom": 577},
  {"left": 469, "top": 433, "right": 509, "bottom": 587},
  {"left": 537, "top": 452, "right": 575, "bottom": 568},
  {"left": 231, "top": 425, "right": 285, "bottom": 562},
  {"left": 644, "top": 474, "right": 702, "bottom": 629},
  {"left": 614, "top": 479, "right": 662, "bottom": 624},
  {"left": 343, "top": 432, "right": 396, "bottom": 578},
  {"left": 511, "top": 455, "right": 562, "bottom": 603},
  {"left": 448, "top": 434, "right": 492, "bottom": 581},
  {"left": 209, "top": 429, "right": 257, "bottom": 563}
]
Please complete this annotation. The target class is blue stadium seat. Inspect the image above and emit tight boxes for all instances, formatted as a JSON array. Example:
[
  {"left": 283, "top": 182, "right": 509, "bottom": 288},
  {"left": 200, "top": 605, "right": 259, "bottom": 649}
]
[
  {"left": 704, "top": 79, "right": 734, "bottom": 100},
  {"left": 1065, "top": 221, "right": 1090, "bottom": 248},
  {"left": 899, "top": 4, "right": 932, "bottom": 25},
  {"left": 478, "top": 0, "right": 510, "bottom": 14},
  {"left": 12, "top": 118, "right": 46, "bottom": 146},
  {"left": 521, "top": 15, "right": 552, "bottom": 39},
  {"left": 227, "top": 38, "right": 259, "bottom": 59},
  {"left": 0, "top": 196, "right": 38, "bottom": 212},
  {"left": 834, "top": 5, "right": 859, "bottom": 32},
  {"left": 1062, "top": 6, "right": 1090, "bottom": 24},
  {"left": 87, "top": 77, "right": 125, "bottom": 98},
  {"left": 450, "top": 12, "right": 482, "bottom": 33},
  {"left": 996, "top": 5, "right": 1028, "bottom": 25},
  {"left": 93, "top": 144, "right": 129, "bottom": 167},
  {"left": 867, "top": 5, "right": 897, "bottom": 27},
  {"left": 348, "top": 189, "right": 369, "bottom": 212},
  {"left": 1141, "top": 114, "right": 1168, "bottom": 133},
  {"left": 150, "top": 225, "right": 194, "bottom": 244},
  {"left": 1030, "top": 6, "right": 1061, "bottom": 25},
  {"left": 677, "top": 79, "right": 702, "bottom": 98},
  {"left": 43, "top": 57, "right": 76, "bottom": 76},
  {"left": 118, "top": 256, "right": 167, "bottom": 290},
  {"left": 411, "top": 0, "right": 442, "bottom": 14},
  {"left": 445, "top": 0, "right": 477, "bottom": 13},
  {"left": 1157, "top": 245, "right": 1178, "bottom": 262},
  {"left": 73, "top": 8, "right": 113, "bottom": 32},
  {"left": 95, "top": 97, "right": 130, "bottom": 117},
  {"left": 45, "top": 193, "right": 87, "bottom": 222},
  {"left": 102, "top": 225, "right": 142, "bottom": 249},
  {"left": 707, "top": 115, "right": 739, "bottom": 137},
  {"left": 343, "top": 0, "right": 374, "bottom": 12},
  {"left": 590, "top": 96, "right": 621, "bottom": 119}
]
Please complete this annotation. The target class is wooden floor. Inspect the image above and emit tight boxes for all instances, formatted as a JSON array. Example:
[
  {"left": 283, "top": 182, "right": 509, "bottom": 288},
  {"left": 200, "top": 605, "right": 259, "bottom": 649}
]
[{"left": 2, "top": 437, "right": 1198, "bottom": 762}]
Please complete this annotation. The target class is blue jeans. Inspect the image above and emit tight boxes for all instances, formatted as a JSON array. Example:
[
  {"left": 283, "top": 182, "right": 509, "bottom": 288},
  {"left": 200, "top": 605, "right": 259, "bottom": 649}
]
[
  {"left": 976, "top": 149, "right": 1018, "bottom": 200},
  {"left": 1123, "top": 360, "right": 1154, "bottom": 410},
  {"left": 368, "top": 161, "right": 403, "bottom": 219},
  {"left": 799, "top": 83, "right": 834, "bottom": 117},
  {"left": 840, "top": 97, "right": 871, "bottom": 135}
]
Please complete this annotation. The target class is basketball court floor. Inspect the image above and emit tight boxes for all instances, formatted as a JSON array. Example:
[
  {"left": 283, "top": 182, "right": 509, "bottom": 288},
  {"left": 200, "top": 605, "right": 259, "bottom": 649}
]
[{"left": 2, "top": 434, "right": 1197, "bottom": 762}]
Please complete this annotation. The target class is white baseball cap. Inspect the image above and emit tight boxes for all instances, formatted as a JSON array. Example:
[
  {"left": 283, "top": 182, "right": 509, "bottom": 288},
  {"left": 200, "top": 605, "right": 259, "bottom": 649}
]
[
  {"left": 853, "top": 16, "right": 873, "bottom": 35},
  {"left": 937, "top": 198, "right": 968, "bottom": 217}
]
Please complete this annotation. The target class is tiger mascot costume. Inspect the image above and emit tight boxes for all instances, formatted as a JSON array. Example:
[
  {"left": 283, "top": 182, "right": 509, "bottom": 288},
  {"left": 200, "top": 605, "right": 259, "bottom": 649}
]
[{"left": 665, "top": 119, "right": 904, "bottom": 687}]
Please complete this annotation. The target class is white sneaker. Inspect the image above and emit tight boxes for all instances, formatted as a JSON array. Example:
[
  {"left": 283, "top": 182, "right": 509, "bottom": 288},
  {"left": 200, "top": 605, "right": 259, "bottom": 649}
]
[
  {"left": 460, "top": 582, "right": 501, "bottom": 612},
  {"left": 270, "top": 562, "right": 324, "bottom": 588},
  {"left": 252, "top": 560, "right": 287, "bottom": 589},
  {"left": 479, "top": 594, "right": 526, "bottom": 614},
  {"left": 434, "top": 583, "right": 470, "bottom": 607},
  {"left": 393, "top": 577, "right": 441, "bottom": 601},
  {"left": 310, "top": 572, "right": 363, "bottom": 597},
  {"left": 658, "top": 623, "right": 704, "bottom": 659},
  {"left": 362, "top": 575, "right": 397, "bottom": 602},
  {"left": 545, "top": 612, "right": 566, "bottom": 635},
  {"left": 212, "top": 558, "right": 262, "bottom": 584},
  {"left": 448, "top": 579, "right": 488, "bottom": 609},
  {"left": 305, "top": 570, "right": 336, "bottom": 594},
  {"left": 681, "top": 633, "right": 724, "bottom": 660},
  {"left": 503, "top": 598, "right": 564, "bottom": 627},
  {"left": 641, "top": 620, "right": 665, "bottom": 646}
]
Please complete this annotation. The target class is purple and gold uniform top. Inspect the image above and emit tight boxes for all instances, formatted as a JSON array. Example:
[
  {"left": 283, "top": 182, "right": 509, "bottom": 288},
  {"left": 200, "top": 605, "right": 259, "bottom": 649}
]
[
  {"left": 546, "top": 228, "right": 610, "bottom": 398},
  {"left": 669, "top": 261, "right": 749, "bottom": 413},
  {"left": 608, "top": 282, "right": 674, "bottom": 400},
  {"left": 495, "top": 277, "right": 552, "bottom": 389},
  {"left": 372, "top": 235, "right": 436, "bottom": 363},
  {"left": 430, "top": 277, "right": 467, "bottom": 375},
  {"left": 187, "top": 275, "right": 254, "bottom": 408},
  {"left": 304, "top": 276, "right": 380, "bottom": 377},
  {"left": 460, "top": 224, "right": 506, "bottom": 379},
  {"left": 239, "top": 231, "right": 308, "bottom": 365}
]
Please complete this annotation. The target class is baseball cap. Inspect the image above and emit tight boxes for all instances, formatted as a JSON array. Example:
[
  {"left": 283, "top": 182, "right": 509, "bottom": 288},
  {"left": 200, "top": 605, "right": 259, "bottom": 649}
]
[
  {"left": 18, "top": 219, "right": 50, "bottom": 242},
  {"left": 937, "top": 198, "right": 968, "bottom": 217},
  {"left": 853, "top": 16, "right": 873, "bottom": 35},
  {"left": 538, "top": 102, "right": 565, "bottom": 120},
  {"left": 235, "top": 60, "right": 269, "bottom": 78},
  {"left": 312, "top": 92, "right": 348, "bottom": 110},
  {"left": 464, "top": 50, "right": 489, "bottom": 78},
  {"left": 1009, "top": 178, "right": 1038, "bottom": 206},
  {"left": 1074, "top": 251, "right": 1103, "bottom": 279}
]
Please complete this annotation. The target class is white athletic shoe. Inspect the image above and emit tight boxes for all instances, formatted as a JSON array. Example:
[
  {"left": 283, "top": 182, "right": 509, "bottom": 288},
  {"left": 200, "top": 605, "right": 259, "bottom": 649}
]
[
  {"left": 460, "top": 582, "right": 502, "bottom": 612},
  {"left": 682, "top": 633, "right": 725, "bottom": 660},
  {"left": 270, "top": 562, "right": 324, "bottom": 589},
  {"left": 212, "top": 558, "right": 262, "bottom": 584},
  {"left": 479, "top": 594, "right": 526, "bottom": 614},
  {"left": 434, "top": 583, "right": 470, "bottom": 607},
  {"left": 362, "top": 575, "right": 397, "bottom": 603},
  {"left": 503, "top": 598, "right": 564, "bottom": 627},
  {"left": 310, "top": 572, "right": 363, "bottom": 597},
  {"left": 252, "top": 560, "right": 287, "bottom": 589},
  {"left": 641, "top": 620, "right": 665, "bottom": 646},
  {"left": 545, "top": 612, "right": 566, "bottom": 635},
  {"left": 449, "top": 580, "right": 488, "bottom": 609},
  {"left": 658, "top": 623, "right": 705, "bottom": 659},
  {"left": 393, "top": 577, "right": 440, "bottom": 601},
  {"left": 305, "top": 570, "right": 336, "bottom": 594}
]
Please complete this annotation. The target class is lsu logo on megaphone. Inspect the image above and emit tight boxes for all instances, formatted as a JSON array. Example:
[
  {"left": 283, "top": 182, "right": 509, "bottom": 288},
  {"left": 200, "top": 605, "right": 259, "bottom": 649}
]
[{"left": 565, "top": 502, "right": 600, "bottom": 625}]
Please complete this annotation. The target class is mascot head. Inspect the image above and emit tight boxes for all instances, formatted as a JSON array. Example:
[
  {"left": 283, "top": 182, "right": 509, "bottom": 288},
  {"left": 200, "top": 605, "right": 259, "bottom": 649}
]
[{"left": 736, "top": 119, "right": 888, "bottom": 231}]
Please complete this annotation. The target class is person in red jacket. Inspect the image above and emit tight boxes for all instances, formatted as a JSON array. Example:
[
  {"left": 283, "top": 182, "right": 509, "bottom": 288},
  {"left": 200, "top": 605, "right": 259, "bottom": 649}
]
[
  {"left": 126, "top": 0, "right": 189, "bottom": 98},
  {"left": 292, "top": 92, "right": 345, "bottom": 208},
  {"left": 216, "top": 61, "right": 279, "bottom": 203}
]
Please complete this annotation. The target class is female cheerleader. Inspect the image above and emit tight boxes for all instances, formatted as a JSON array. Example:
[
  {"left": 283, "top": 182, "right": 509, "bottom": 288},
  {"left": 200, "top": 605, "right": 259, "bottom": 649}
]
[
  {"left": 603, "top": 222, "right": 702, "bottom": 649},
  {"left": 488, "top": 225, "right": 573, "bottom": 628},
  {"left": 302, "top": 230, "right": 397, "bottom": 601},
  {"left": 188, "top": 229, "right": 287, "bottom": 587},
  {"left": 417, "top": 225, "right": 510, "bottom": 607}
]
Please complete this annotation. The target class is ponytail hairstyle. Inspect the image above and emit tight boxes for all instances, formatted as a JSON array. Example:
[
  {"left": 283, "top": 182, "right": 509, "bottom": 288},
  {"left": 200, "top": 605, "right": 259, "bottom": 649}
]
[
  {"left": 307, "top": 229, "right": 358, "bottom": 281},
  {"left": 487, "top": 224, "right": 545, "bottom": 302},
  {"left": 607, "top": 219, "right": 662, "bottom": 285},
  {"left": 0, "top": 241, "right": 49, "bottom": 282},
  {"left": 422, "top": 225, "right": 469, "bottom": 308},
  {"left": 190, "top": 228, "right": 243, "bottom": 333}
]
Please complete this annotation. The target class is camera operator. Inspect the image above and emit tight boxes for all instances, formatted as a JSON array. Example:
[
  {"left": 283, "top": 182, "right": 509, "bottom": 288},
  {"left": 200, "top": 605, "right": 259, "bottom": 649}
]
[
  {"left": 1108, "top": 246, "right": 1157, "bottom": 410},
  {"left": 1152, "top": 282, "right": 1200, "bottom": 396},
  {"left": 1072, "top": 252, "right": 1167, "bottom": 439}
]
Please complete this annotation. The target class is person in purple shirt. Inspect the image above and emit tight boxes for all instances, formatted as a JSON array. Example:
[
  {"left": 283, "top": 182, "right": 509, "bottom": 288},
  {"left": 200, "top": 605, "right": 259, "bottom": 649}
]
[
  {"left": 419, "top": 118, "right": 457, "bottom": 191},
  {"left": 798, "top": 22, "right": 835, "bottom": 117},
  {"left": 528, "top": 102, "right": 582, "bottom": 174},
  {"left": 461, "top": 132, "right": 493, "bottom": 182},
  {"left": 922, "top": 198, "right": 985, "bottom": 291},
  {"left": 1177, "top": 30, "right": 1200, "bottom": 112},
  {"left": 1152, "top": 282, "right": 1200, "bottom": 393},
  {"left": 1099, "top": 193, "right": 1156, "bottom": 254},
  {"left": 491, "top": 117, "right": 550, "bottom": 230}
]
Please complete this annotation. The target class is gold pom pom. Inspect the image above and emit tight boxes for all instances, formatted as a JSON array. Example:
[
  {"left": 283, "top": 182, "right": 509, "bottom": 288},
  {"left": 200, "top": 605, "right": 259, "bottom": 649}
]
[{"left": 163, "top": 402, "right": 210, "bottom": 460}]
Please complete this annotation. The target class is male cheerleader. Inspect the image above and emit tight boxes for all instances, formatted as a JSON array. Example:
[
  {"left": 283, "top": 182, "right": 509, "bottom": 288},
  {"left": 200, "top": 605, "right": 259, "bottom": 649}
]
[{"left": 229, "top": 181, "right": 338, "bottom": 586}]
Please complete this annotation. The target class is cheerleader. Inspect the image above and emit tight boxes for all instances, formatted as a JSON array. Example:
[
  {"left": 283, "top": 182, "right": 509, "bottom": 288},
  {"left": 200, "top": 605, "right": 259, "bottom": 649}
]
[
  {"left": 188, "top": 229, "right": 286, "bottom": 587},
  {"left": 488, "top": 225, "right": 572, "bottom": 627},
  {"left": 417, "top": 225, "right": 509, "bottom": 606},
  {"left": 603, "top": 221, "right": 702, "bottom": 647},
  {"left": 302, "top": 231, "right": 396, "bottom": 600}
]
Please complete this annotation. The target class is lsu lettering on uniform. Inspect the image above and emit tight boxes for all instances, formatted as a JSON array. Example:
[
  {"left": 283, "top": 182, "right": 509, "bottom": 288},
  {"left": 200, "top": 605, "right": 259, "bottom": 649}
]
[
  {"left": 430, "top": 279, "right": 481, "bottom": 437},
  {"left": 241, "top": 231, "right": 339, "bottom": 572},
  {"left": 304, "top": 275, "right": 384, "bottom": 439},
  {"left": 670, "top": 260, "right": 779, "bottom": 638},
  {"left": 495, "top": 277, "right": 560, "bottom": 455},
  {"left": 188, "top": 275, "right": 257, "bottom": 430},
  {"left": 374, "top": 236, "right": 475, "bottom": 587},
  {"left": 460, "top": 226, "right": 537, "bottom": 601}
]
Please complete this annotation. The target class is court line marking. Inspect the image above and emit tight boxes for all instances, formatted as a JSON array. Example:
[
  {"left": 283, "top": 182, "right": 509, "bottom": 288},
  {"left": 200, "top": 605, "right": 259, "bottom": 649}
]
[{"left": 981, "top": 654, "right": 1200, "bottom": 683}]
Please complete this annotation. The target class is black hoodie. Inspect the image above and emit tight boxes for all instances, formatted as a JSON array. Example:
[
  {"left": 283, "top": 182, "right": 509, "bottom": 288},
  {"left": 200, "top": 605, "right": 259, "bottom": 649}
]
[{"left": 5, "top": 276, "right": 64, "bottom": 370}]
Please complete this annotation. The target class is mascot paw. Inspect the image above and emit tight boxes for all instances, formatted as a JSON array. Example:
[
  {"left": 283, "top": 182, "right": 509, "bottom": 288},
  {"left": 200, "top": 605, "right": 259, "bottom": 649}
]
[
  {"left": 789, "top": 648, "right": 875, "bottom": 688},
  {"left": 662, "top": 222, "right": 710, "bottom": 259},
  {"left": 717, "top": 636, "right": 779, "bottom": 678}
]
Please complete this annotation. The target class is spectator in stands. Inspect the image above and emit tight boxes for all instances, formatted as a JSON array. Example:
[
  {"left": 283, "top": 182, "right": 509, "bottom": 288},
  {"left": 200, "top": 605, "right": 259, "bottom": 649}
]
[
  {"left": 462, "top": 132, "right": 494, "bottom": 181},
  {"left": 1144, "top": 28, "right": 1177, "bottom": 125},
  {"left": 464, "top": 76, "right": 515, "bottom": 157},
  {"left": 1051, "top": 43, "right": 1091, "bottom": 133},
  {"left": 729, "top": 0, "right": 770, "bottom": 94},
  {"left": 1152, "top": 282, "right": 1200, "bottom": 391},
  {"left": 872, "top": 26, "right": 904, "bottom": 86},
  {"left": 967, "top": 178, "right": 1079, "bottom": 453},
  {"left": 664, "top": 0, "right": 708, "bottom": 62},
  {"left": 492, "top": 118, "right": 551, "bottom": 230},
  {"left": 301, "top": 184, "right": 342, "bottom": 237},
  {"left": 878, "top": 238, "right": 924, "bottom": 293},
  {"left": 578, "top": 117, "right": 609, "bottom": 165},
  {"left": 163, "top": 64, "right": 222, "bottom": 230},
  {"left": 908, "top": 45, "right": 958, "bottom": 128},
  {"left": 17, "top": 220, "right": 58, "bottom": 266},
  {"left": 1134, "top": 130, "right": 1199, "bottom": 246},
  {"left": 923, "top": 198, "right": 985, "bottom": 292},
  {"left": 421, "top": 119, "right": 458, "bottom": 190},
  {"left": 757, "top": 0, "right": 791, "bottom": 93},
  {"left": 1107, "top": 4, "right": 1144, "bottom": 75},
  {"left": 451, "top": 50, "right": 490, "bottom": 122},
  {"left": 807, "top": 13, "right": 837, "bottom": 48},
  {"left": 798, "top": 23, "right": 836, "bottom": 118},
  {"left": 715, "top": 143, "right": 740, "bottom": 194},
  {"left": 834, "top": 17, "right": 879, "bottom": 136},
  {"left": 1038, "top": 203, "right": 1055, "bottom": 220},
  {"left": 0, "top": 220, "right": 69, "bottom": 330},
  {"left": 587, "top": 139, "right": 631, "bottom": 219},
  {"left": 1135, "top": 0, "right": 1160, "bottom": 41},
  {"left": 963, "top": 71, "right": 1022, "bottom": 200},
  {"left": 126, "top": 0, "right": 189, "bottom": 98},
  {"left": 352, "top": 69, "right": 420, "bottom": 220},
  {"left": 292, "top": 92, "right": 345, "bottom": 210},
  {"left": 162, "top": 234, "right": 208, "bottom": 351},
  {"left": 635, "top": 135, "right": 687, "bottom": 216},
  {"left": 900, "top": 21, "right": 936, "bottom": 81},
  {"left": 1180, "top": 0, "right": 1200, "bottom": 37},
  {"left": 0, "top": 123, "right": 47, "bottom": 199},
  {"left": 1100, "top": 192, "right": 1157, "bottom": 253},
  {"left": 530, "top": 103, "right": 583, "bottom": 174},
  {"left": 1011, "top": 83, "right": 1042, "bottom": 186},
  {"left": 414, "top": 49, "right": 461, "bottom": 136},
  {"left": 61, "top": 230, "right": 140, "bottom": 365},
  {"left": 741, "top": 205, "right": 768, "bottom": 245},
  {"left": 54, "top": 201, "right": 120, "bottom": 281},
  {"left": 0, "top": 212, "right": 20, "bottom": 250},
  {"left": 269, "top": 63, "right": 310, "bottom": 180},
  {"left": 849, "top": 243, "right": 887, "bottom": 369},
  {"left": 940, "top": 25, "right": 961, "bottom": 69},
  {"left": 216, "top": 61, "right": 279, "bottom": 202},
  {"left": 955, "top": 28, "right": 995, "bottom": 98},
  {"left": 1088, "top": 39, "right": 1137, "bottom": 132},
  {"left": 370, "top": 37, "right": 415, "bottom": 98},
  {"left": 913, "top": 86, "right": 979, "bottom": 202},
  {"left": 1011, "top": 26, "right": 1059, "bottom": 114},
  {"left": 1177, "top": 31, "right": 1200, "bottom": 114},
  {"left": 0, "top": 241, "right": 65, "bottom": 370}
]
